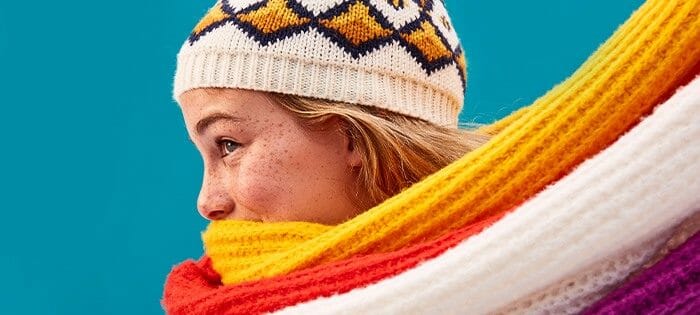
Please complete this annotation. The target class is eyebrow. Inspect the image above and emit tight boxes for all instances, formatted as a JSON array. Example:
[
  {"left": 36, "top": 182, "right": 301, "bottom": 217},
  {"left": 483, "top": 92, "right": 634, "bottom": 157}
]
[{"left": 195, "top": 112, "right": 243, "bottom": 135}]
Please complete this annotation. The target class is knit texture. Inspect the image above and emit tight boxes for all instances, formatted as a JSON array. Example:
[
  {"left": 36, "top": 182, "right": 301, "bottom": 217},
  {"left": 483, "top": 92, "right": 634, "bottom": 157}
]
[
  {"left": 161, "top": 73, "right": 700, "bottom": 315},
  {"left": 275, "top": 74, "right": 700, "bottom": 314},
  {"left": 494, "top": 234, "right": 671, "bottom": 315},
  {"left": 496, "top": 211, "right": 700, "bottom": 315},
  {"left": 202, "top": 0, "right": 700, "bottom": 286},
  {"left": 174, "top": 0, "right": 466, "bottom": 127},
  {"left": 162, "top": 0, "right": 700, "bottom": 314},
  {"left": 642, "top": 210, "right": 700, "bottom": 270},
  {"left": 583, "top": 230, "right": 700, "bottom": 315},
  {"left": 164, "top": 212, "right": 505, "bottom": 314}
]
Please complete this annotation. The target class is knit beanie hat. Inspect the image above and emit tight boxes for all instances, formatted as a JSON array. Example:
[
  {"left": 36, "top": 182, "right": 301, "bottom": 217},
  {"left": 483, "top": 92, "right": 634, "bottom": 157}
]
[{"left": 173, "top": 0, "right": 467, "bottom": 127}]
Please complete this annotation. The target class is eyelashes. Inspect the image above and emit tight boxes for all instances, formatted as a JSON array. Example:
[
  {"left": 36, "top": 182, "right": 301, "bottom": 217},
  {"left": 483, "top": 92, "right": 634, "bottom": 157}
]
[{"left": 215, "top": 138, "right": 242, "bottom": 157}]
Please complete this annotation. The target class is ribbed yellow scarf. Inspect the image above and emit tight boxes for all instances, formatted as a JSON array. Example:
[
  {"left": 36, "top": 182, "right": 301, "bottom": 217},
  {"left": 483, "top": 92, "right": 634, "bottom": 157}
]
[{"left": 202, "top": 0, "right": 700, "bottom": 286}]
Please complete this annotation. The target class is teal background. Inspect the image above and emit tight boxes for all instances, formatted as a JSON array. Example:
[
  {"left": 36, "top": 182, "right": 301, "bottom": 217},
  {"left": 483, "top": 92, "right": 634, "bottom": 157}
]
[{"left": 0, "top": 0, "right": 643, "bottom": 314}]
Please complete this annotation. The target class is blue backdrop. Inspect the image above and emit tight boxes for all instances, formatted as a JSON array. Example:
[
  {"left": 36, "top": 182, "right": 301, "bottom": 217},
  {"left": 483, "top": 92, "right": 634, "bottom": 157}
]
[{"left": 0, "top": 0, "right": 643, "bottom": 314}]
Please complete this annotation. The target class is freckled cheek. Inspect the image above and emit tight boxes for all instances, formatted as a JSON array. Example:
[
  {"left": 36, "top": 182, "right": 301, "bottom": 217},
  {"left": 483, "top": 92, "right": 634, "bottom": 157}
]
[{"left": 234, "top": 157, "right": 289, "bottom": 215}]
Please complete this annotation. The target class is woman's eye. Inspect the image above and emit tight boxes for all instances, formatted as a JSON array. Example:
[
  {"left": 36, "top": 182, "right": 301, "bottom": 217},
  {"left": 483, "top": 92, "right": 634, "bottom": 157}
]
[{"left": 216, "top": 139, "right": 241, "bottom": 157}]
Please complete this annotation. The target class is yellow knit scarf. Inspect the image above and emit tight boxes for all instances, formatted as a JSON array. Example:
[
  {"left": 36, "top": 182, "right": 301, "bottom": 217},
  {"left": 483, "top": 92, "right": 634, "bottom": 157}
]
[{"left": 202, "top": 0, "right": 700, "bottom": 286}]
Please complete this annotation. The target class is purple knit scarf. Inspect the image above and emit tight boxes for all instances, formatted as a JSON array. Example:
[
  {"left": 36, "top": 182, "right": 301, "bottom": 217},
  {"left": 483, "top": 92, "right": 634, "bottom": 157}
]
[{"left": 583, "top": 231, "right": 700, "bottom": 314}]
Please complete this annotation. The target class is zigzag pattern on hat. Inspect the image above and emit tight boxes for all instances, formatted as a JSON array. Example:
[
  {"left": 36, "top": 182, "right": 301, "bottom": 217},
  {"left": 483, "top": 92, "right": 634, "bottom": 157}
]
[{"left": 187, "top": 0, "right": 466, "bottom": 87}]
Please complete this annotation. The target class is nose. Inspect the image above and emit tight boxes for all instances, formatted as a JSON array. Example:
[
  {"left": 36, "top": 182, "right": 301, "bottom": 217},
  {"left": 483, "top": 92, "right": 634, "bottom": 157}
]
[{"left": 197, "top": 172, "right": 234, "bottom": 220}]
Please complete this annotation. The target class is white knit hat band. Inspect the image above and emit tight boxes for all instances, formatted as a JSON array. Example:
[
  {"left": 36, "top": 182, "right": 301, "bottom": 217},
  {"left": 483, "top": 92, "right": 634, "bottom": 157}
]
[{"left": 174, "top": 49, "right": 461, "bottom": 127}]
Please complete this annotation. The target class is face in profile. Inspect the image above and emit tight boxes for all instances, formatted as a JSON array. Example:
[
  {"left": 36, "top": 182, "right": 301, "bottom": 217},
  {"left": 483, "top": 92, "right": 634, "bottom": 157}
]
[{"left": 178, "top": 88, "right": 363, "bottom": 224}]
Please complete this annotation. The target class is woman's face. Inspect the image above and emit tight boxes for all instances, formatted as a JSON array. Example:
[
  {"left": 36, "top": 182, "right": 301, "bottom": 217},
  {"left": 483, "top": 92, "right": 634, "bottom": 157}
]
[{"left": 179, "top": 88, "right": 363, "bottom": 225}]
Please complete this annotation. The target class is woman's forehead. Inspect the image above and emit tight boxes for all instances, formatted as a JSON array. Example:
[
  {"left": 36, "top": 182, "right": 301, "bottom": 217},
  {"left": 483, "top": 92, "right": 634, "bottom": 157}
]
[
  {"left": 180, "top": 88, "right": 300, "bottom": 135},
  {"left": 181, "top": 88, "right": 274, "bottom": 116}
]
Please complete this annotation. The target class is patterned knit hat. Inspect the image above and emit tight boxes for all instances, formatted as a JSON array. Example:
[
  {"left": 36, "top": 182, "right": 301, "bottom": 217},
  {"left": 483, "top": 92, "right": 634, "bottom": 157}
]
[{"left": 174, "top": 0, "right": 467, "bottom": 127}]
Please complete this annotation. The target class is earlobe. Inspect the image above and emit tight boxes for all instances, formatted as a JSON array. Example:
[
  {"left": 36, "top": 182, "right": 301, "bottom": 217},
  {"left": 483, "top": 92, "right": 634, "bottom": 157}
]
[{"left": 347, "top": 141, "right": 362, "bottom": 168}]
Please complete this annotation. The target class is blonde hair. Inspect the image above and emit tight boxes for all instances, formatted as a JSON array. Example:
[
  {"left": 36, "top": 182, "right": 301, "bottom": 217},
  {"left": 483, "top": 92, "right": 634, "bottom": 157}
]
[{"left": 265, "top": 92, "right": 492, "bottom": 210}]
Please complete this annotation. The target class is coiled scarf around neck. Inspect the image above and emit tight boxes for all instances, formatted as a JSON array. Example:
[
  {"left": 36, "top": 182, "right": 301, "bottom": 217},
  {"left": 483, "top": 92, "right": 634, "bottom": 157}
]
[{"left": 163, "top": 0, "right": 700, "bottom": 314}]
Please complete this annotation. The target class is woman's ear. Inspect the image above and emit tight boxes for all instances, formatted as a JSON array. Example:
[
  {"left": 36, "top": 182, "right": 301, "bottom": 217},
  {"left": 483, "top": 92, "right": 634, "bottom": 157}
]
[
  {"left": 336, "top": 119, "right": 362, "bottom": 169},
  {"left": 347, "top": 138, "right": 362, "bottom": 168}
]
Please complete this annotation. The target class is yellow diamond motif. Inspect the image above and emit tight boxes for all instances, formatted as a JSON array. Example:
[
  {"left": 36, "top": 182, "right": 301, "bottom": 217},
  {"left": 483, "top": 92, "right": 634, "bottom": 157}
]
[
  {"left": 401, "top": 21, "right": 452, "bottom": 62},
  {"left": 236, "top": 0, "right": 311, "bottom": 34},
  {"left": 192, "top": 2, "right": 232, "bottom": 36},
  {"left": 320, "top": 1, "right": 393, "bottom": 46}
]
